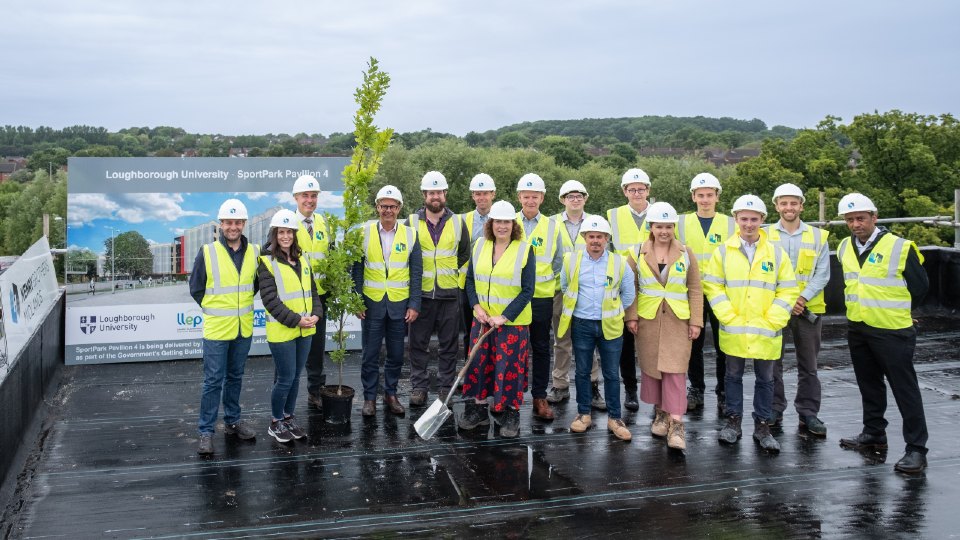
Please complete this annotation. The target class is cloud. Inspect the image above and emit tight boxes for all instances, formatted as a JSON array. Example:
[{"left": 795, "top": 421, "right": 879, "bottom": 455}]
[
  {"left": 67, "top": 193, "right": 119, "bottom": 226},
  {"left": 236, "top": 191, "right": 269, "bottom": 200},
  {"left": 172, "top": 227, "right": 185, "bottom": 235},
  {"left": 274, "top": 192, "right": 295, "bottom": 206},
  {"left": 113, "top": 193, "right": 207, "bottom": 224}
]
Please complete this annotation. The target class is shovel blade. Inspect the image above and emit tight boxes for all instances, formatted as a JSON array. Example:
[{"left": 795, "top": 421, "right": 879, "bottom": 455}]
[{"left": 414, "top": 399, "right": 453, "bottom": 440}]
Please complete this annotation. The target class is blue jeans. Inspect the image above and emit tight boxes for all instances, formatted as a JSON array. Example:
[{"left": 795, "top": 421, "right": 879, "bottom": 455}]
[
  {"left": 269, "top": 336, "right": 311, "bottom": 420},
  {"left": 198, "top": 336, "right": 252, "bottom": 435},
  {"left": 571, "top": 317, "right": 623, "bottom": 419},
  {"left": 361, "top": 313, "right": 407, "bottom": 400},
  {"left": 724, "top": 355, "right": 776, "bottom": 422}
]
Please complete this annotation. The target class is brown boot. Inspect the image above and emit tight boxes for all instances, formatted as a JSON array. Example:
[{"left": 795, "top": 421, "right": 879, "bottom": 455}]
[
  {"left": 667, "top": 418, "right": 686, "bottom": 450},
  {"left": 532, "top": 398, "right": 555, "bottom": 421},
  {"left": 651, "top": 406, "right": 669, "bottom": 437},
  {"left": 383, "top": 395, "right": 405, "bottom": 416},
  {"left": 361, "top": 400, "right": 376, "bottom": 416}
]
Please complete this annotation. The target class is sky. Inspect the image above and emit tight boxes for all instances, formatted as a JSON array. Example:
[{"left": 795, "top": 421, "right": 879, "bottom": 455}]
[{"left": 5, "top": 1, "right": 958, "bottom": 136}]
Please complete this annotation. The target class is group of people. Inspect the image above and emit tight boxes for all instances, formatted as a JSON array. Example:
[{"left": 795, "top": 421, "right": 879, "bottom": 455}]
[{"left": 190, "top": 168, "right": 930, "bottom": 474}]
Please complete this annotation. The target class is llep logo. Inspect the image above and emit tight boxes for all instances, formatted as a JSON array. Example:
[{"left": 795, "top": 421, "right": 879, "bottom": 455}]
[
  {"left": 176, "top": 311, "right": 203, "bottom": 328},
  {"left": 79, "top": 315, "right": 96, "bottom": 334}
]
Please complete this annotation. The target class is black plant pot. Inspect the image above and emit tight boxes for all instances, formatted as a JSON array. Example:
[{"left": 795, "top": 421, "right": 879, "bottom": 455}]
[{"left": 320, "top": 385, "right": 355, "bottom": 424}]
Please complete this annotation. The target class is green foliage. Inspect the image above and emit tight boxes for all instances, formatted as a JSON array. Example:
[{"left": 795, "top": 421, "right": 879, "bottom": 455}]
[
  {"left": 66, "top": 247, "right": 99, "bottom": 277},
  {"left": 104, "top": 230, "right": 152, "bottom": 277},
  {"left": 0, "top": 169, "right": 66, "bottom": 255},
  {"left": 533, "top": 136, "right": 590, "bottom": 168}
]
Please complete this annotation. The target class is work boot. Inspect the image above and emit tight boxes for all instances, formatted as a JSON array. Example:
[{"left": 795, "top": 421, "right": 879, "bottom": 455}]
[
  {"left": 839, "top": 432, "right": 888, "bottom": 451},
  {"left": 384, "top": 395, "right": 406, "bottom": 416},
  {"left": 753, "top": 420, "right": 781, "bottom": 453},
  {"left": 409, "top": 389, "right": 428, "bottom": 407},
  {"left": 769, "top": 409, "right": 784, "bottom": 429},
  {"left": 224, "top": 420, "right": 256, "bottom": 440},
  {"left": 361, "top": 400, "right": 376, "bottom": 417},
  {"left": 532, "top": 398, "right": 555, "bottom": 421},
  {"left": 591, "top": 382, "right": 607, "bottom": 411},
  {"left": 667, "top": 418, "right": 686, "bottom": 450},
  {"left": 546, "top": 386, "right": 570, "bottom": 403},
  {"left": 608, "top": 418, "right": 633, "bottom": 441},
  {"left": 570, "top": 414, "right": 592, "bottom": 433},
  {"left": 718, "top": 415, "right": 742, "bottom": 444},
  {"left": 894, "top": 451, "right": 927, "bottom": 474},
  {"left": 197, "top": 434, "right": 214, "bottom": 455},
  {"left": 458, "top": 401, "right": 490, "bottom": 430},
  {"left": 800, "top": 415, "right": 827, "bottom": 437},
  {"left": 499, "top": 408, "right": 521, "bottom": 438},
  {"left": 687, "top": 387, "right": 704, "bottom": 411},
  {"left": 624, "top": 389, "right": 640, "bottom": 412},
  {"left": 651, "top": 406, "right": 669, "bottom": 438}
]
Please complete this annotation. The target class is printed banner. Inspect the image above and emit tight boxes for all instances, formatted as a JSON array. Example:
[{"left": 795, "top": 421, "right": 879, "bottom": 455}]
[{"left": 65, "top": 157, "right": 360, "bottom": 365}]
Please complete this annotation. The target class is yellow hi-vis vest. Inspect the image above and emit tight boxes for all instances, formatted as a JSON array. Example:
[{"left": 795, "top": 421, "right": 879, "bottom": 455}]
[
  {"left": 201, "top": 241, "right": 260, "bottom": 340},
  {"left": 607, "top": 205, "right": 646, "bottom": 260},
  {"left": 458, "top": 211, "right": 487, "bottom": 289},
  {"left": 362, "top": 222, "right": 416, "bottom": 302},
  {"left": 702, "top": 230, "right": 799, "bottom": 360},
  {"left": 261, "top": 254, "right": 315, "bottom": 343},
  {"left": 552, "top": 212, "right": 589, "bottom": 253},
  {"left": 556, "top": 251, "right": 627, "bottom": 340},
  {"left": 765, "top": 224, "right": 830, "bottom": 314},
  {"left": 837, "top": 233, "right": 921, "bottom": 330},
  {"left": 296, "top": 214, "right": 330, "bottom": 294},
  {"left": 517, "top": 212, "right": 561, "bottom": 298},
  {"left": 676, "top": 212, "right": 737, "bottom": 276},
  {"left": 636, "top": 250, "right": 692, "bottom": 320},
  {"left": 471, "top": 238, "right": 532, "bottom": 325},
  {"left": 409, "top": 213, "right": 462, "bottom": 294}
]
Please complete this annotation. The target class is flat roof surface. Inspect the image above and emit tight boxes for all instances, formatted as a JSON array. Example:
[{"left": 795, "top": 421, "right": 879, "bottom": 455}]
[{"left": 8, "top": 315, "right": 960, "bottom": 538}]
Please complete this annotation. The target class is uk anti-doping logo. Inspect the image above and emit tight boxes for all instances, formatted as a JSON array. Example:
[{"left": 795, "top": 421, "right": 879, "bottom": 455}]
[{"left": 79, "top": 315, "right": 97, "bottom": 334}]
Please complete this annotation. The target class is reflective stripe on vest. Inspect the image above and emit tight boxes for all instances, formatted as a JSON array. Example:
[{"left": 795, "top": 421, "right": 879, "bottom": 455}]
[
  {"left": 636, "top": 250, "right": 691, "bottom": 320},
  {"left": 362, "top": 222, "right": 416, "bottom": 302},
  {"left": 471, "top": 239, "right": 531, "bottom": 325},
  {"left": 297, "top": 214, "right": 330, "bottom": 294},
  {"left": 409, "top": 213, "right": 462, "bottom": 293},
  {"left": 677, "top": 213, "right": 737, "bottom": 275},
  {"left": 552, "top": 212, "right": 589, "bottom": 253},
  {"left": 261, "top": 254, "right": 315, "bottom": 342},
  {"left": 607, "top": 205, "right": 646, "bottom": 261},
  {"left": 766, "top": 224, "right": 829, "bottom": 314},
  {"left": 557, "top": 252, "right": 626, "bottom": 340},
  {"left": 517, "top": 213, "right": 560, "bottom": 298},
  {"left": 200, "top": 241, "right": 259, "bottom": 340},
  {"left": 837, "top": 233, "right": 917, "bottom": 330}
]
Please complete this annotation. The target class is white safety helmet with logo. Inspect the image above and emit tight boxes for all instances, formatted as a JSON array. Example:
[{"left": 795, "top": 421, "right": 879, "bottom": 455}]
[
  {"left": 292, "top": 174, "right": 321, "bottom": 194},
  {"left": 516, "top": 173, "right": 546, "bottom": 193},
  {"left": 645, "top": 201, "right": 680, "bottom": 224},
  {"left": 690, "top": 172, "right": 722, "bottom": 193},
  {"left": 772, "top": 183, "right": 806, "bottom": 203},
  {"left": 375, "top": 185, "right": 403, "bottom": 206},
  {"left": 469, "top": 173, "right": 496, "bottom": 192},
  {"left": 580, "top": 216, "right": 613, "bottom": 237},
  {"left": 488, "top": 200, "right": 517, "bottom": 220},
  {"left": 420, "top": 171, "right": 448, "bottom": 190},
  {"left": 837, "top": 193, "right": 878, "bottom": 215},
  {"left": 558, "top": 179, "right": 588, "bottom": 202},
  {"left": 217, "top": 198, "right": 249, "bottom": 220},
  {"left": 621, "top": 168, "right": 651, "bottom": 187},
  {"left": 731, "top": 194, "right": 768, "bottom": 217},
  {"left": 269, "top": 209, "right": 299, "bottom": 230}
]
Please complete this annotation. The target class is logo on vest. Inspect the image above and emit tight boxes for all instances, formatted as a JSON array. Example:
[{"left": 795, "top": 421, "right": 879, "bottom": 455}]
[
  {"left": 760, "top": 261, "right": 774, "bottom": 272},
  {"left": 709, "top": 233, "right": 722, "bottom": 244},
  {"left": 606, "top": 275, "right": 614, "bottom": 286},
  {"left": 868, "top": 252, "right": 884, "bottom": 264},
  {"left": 315, "top": 231, "right": 324, "bottom": 241},
  {"left": 531, "top": 236, "right": 543, "bottom": 248},
  {"left": 675, "top": 261, "right": 685, "bottom": 272},
  {"left": 394, "top": 242, "right": 407, "bottom": 253}
]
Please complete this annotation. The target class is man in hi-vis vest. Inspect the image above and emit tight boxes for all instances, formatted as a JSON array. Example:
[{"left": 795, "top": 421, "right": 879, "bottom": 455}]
[
  {"left": 836, "top": 193, "right": 930, "bottom": 474},
  {"left": 458, "top": 173, "right": 496, "bottom": 362},
  {"left": 353, "top": 185, "right": 422, "bottom": 418},
  {"left": 764, "top": 183, "right": 830, "bottom": 437},
  {"left": 189, "top": 198, "right": 260, "bottom": 455}
]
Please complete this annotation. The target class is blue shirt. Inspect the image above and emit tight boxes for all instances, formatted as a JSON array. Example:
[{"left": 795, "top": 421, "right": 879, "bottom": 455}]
[
  {"left": 560, "top": 250, "right": 636, "bottom": 320},
  {"left": 771, "top": 221, "right": 831, "bottom": 302}
]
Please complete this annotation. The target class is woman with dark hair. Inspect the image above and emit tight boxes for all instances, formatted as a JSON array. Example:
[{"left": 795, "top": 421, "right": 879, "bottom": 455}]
[
  {"left": 459, "top": 200, "right": 535, "bottom": 438},
  {"left": 257, "top": 209, "right": 322, "bottom": 443}
]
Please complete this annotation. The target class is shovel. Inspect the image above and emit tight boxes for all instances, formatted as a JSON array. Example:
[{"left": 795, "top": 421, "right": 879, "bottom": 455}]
[{"left": 414, "top": 325, "right": 496, "bottom": 440}]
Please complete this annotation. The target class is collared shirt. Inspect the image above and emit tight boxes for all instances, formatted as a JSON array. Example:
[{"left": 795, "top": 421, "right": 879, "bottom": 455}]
[
  {"left": 560, "top": 210, "right": 586, "bottom": 250},
  {"left": 377, "top": 220, "right": 397, "bottom": 267},
  {"left": 560, "top": 250, "right": 636, "bottom": 320},
  {"left": 773, "top": 221, "right": 830, "bottom": 301},
  {"left": 469, "top": 209, "right": 489, "bottom": 243},
  {"left": 521, "top": 211, "right": 564, "bottom": 274},
  {"left": 854, "top": 227, "right": 881, "bottom": 255},
  {"left": 296, "top": 210, "right": 313, "bottom": 235},
  {"left": 739, "top": 236, "right": 758, "bottom": 264}
]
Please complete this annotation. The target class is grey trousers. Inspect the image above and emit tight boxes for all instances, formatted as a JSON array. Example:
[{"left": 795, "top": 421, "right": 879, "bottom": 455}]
[
  {"left": 409, "top": 296, "right": 461, "bottom": 392},
  {"left": 773, "top": 314, "right": 823, "bottom": 418}
]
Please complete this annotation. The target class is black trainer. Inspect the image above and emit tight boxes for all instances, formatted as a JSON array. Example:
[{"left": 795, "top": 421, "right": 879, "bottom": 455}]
[
  {"left": 500, "top": 409, "right": 521, "bottom": 438},
  {"left": 283, "top": 416, "right": 306, "bottom": 440},
  {"left": 687, "top": 387, "right": 704, "bottom": 411},
  {"left": 624, "top": 389, "right": 640, "bottom": 412},
  {"left": 268, "top": 420, "right": 294, "bottom": 443}
]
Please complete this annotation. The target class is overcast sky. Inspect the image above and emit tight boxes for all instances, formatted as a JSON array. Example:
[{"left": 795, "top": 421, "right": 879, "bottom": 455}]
[{"left": 6, "top": 1, "right": 958, "bottom": 136}]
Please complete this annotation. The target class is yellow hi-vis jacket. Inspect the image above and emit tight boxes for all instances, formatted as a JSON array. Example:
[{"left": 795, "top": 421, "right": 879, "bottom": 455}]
[
  {"left": 556, "top": 251, "right": 627, "bottom": 340},
  {"left": 296, "top": 214, "right": 330, "bottom": 294},
  {"left": 517, "top": 212, "right": 561, "bottom": 298},
  {"left": 552, "top": 212, "right": 589, "bottom": 253},
  {"left": 765, "top": 224, "right": 830, "bottom": 314},
  {"left": 702, "top": 230, "right": 799, "bottom": 360},
  {"left": 458, "top": 210, "right": 486, "bottom": 289},
  {"left": 471, "top": 238, "right": 532, "bottom": 325},
  {"left": 362, "top": 222, "right": 416, "bottom": 302},
  {"left": 409, "top": 213, "right": 462, "bottom": 294},
  {"left": 636, "top": 250, "right": 692, "bottom": 320},
  {"left": 607, "top": 205, "right": 646, "bottom": 260},
  {"left": 676, "top": 212, "right": 737, "bottom": 276},
  {"left": 261, "top": 254, "right": 315, "bottom": 343},
  {"left": 837, "top": 232, "right": 921, "bottom": 330},
  {"left": 201, "top": 241, "right": 260, "bottom": 340}
]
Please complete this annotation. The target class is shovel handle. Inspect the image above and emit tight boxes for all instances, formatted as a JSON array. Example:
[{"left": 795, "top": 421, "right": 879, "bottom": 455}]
[{"left": 442, "top": 325, "right": 495, "bottom": 406}]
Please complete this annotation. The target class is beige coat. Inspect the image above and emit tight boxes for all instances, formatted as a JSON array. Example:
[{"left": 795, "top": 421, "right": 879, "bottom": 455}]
[{"left": 633, "top": 237, "right": 704, "bottom": 378}]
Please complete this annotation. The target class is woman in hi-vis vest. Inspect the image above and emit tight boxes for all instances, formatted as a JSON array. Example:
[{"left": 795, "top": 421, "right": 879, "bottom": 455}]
[
  {"left": 635, "top": 202, "right": 703, "bottom": 451},
  {"left": 460, "top": 200, "right": 535, "bottom": 438},
  {"left": 257, "top": 209, "right": 322, "bottom": 444}
]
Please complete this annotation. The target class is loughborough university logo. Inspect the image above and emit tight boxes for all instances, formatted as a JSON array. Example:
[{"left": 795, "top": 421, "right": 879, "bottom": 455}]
[{"left": 80, "top": 315, "right": 97, "bottom": 334}]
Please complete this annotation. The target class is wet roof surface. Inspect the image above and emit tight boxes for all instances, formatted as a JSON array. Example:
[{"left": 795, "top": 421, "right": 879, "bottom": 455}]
[{"left": 9, "top": 315, "right": 960, "bottom": 538}]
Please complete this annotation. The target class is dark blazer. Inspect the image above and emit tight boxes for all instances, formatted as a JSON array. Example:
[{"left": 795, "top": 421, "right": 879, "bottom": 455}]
[{"left": 352, "top": 225, "right": 423, "bottom": 320}]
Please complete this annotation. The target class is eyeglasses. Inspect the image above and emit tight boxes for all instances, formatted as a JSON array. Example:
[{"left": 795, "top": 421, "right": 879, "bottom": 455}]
[
  {"left": 564, "top": 194, "right": 585, "bottom": 201},
  {"left": 378, "top": 204, "right": 399, "bottom": 211},
  {"left": 626, "top": 188, "right": 648, "bottom": 195}
]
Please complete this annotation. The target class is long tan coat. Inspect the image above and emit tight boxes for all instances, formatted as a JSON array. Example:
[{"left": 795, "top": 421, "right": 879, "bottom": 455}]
[{"left": 633, "top": 237, "right": 704, "bottom": 378}]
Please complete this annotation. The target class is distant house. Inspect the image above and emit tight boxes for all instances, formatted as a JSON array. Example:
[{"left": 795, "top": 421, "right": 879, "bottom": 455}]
[
  {"left": 0, "top": 163, "right": 15, "bottom": 182},
  {"left": 703, "top": 148, "right": 761, "bottom": 167},
  {"left": 181, "top": 148, "right": 198, "bottom": 158},
  {"left": 5, "top": 156, "right": 27, "bottom": 169},
  {"left": 228, "top": 147, "right": 250, "bottom": 157},
  {"left": 637, "top": 147, "right": 689, "bottom": 157}
]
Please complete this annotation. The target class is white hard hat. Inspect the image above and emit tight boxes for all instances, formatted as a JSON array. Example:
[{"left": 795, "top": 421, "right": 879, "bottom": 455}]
[
  {"left": 269, "top": 209, "right": 299, "bottom": 229},
  {"left": 420, "top": 171, "right": 448, "bottom": 190},
  {"left": 488, "top": 200, "right": 517, "bottom": 220},
  {"left": 558, "top": 179, "right": 588, "bottom": 201},
  {"left": 690, "top": 172, "right": 722, "bottom": 193},
  {"left": 645, "top": 201, "right": 680, "bottom": 224},
  {"left": 292, "top": 174, "right": 320, "bottom": 194},
  {"left": 731, "top": 194, "right": 768, "bottom": 217},
  {"left": 580, "top": 216, "right": 613, "bottom": 236},
  {"left": 217, "top": 198, "right": 249, "bottom": 220},
  {"left": 772, "top": 183, "right": 805, "bottom": 203},
  {"left": 375, "top": 185, "right": 403, "bottom": 206},
  {"left": 621, "top": 168, "right": 651, "bottom": 187},
  {"left": 516, "top": 173, "right": 546, "bottom": 193},
  {"left": 837, "top": 193, "right": 878, "bottom": 215},
  {"left": 469, "top": 173, "right": 496, "bottom": 191}
]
